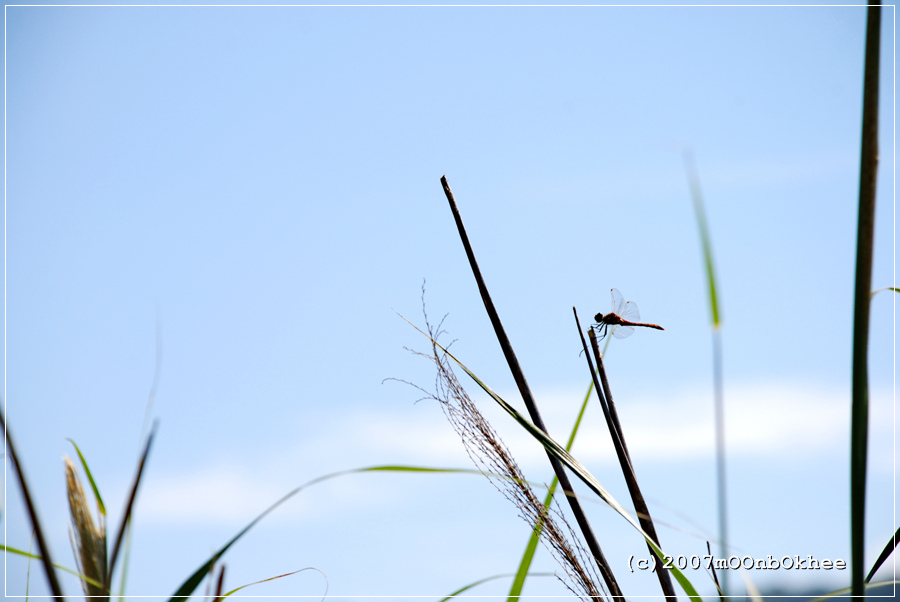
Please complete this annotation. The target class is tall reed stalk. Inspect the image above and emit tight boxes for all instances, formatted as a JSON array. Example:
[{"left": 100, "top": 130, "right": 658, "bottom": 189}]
[
  {"left": 851, "top": 3, "right": 882, "bottom": 597},
  {"left": 440, "top": 176, "right": 623, "bottom": 598},
  {"left": 683, "top": 150, "right": 728, "bottom": 595}
]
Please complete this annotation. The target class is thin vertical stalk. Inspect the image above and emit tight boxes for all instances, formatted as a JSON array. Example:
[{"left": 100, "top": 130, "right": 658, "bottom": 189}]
[
  {"left": 711, "top": 331, "right": 727, "bottom": 594},
  {"left": 683, "top": 150, "right": 728, "bottom": 594},
  {"left": 851, "top": 3, "right": 882, "bottom": 597},
  {"left": 104, "top": 423, "right": 157, "bottom": 592},
  {"left": 440, "top": 176, "right": 623, "bottom": 598},
  {"left": 575, "top": 313, "right": 676, "bottom": 601}
]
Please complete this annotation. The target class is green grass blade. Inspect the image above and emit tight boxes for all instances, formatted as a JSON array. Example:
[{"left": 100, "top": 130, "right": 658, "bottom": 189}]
[
  {"left": 2, "top": 544, "right": 104, "bottom": 591},
  {"left": 507, "top": 383, "right": 592, "bottom": 599},
  {"left": 871, "top": 286, "right": 899, "bottom": 298},
  {"left": 221, "top": 568, "right": 327, "bottom": 598},
  {"left": 65, "top": 439, "right": 107, "bottom": 517},
  {"left": 683, "top": 150, "right": 721, "bottom": 328},
  {"left": 168, "top": 464, "right": 489, "bottom": 601}
]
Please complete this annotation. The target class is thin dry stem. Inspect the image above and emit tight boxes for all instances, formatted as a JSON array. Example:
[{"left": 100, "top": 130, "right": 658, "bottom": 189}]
[{"left": 411, "top": 302, "right": 606, "bottom": 600}]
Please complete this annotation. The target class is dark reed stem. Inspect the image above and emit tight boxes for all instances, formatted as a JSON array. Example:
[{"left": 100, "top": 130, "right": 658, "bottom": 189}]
[
  {"left": 574, "top": 310, "right": 677, "bottom": 601},
  {"left": 851, "top": 3, "right": 881, "bottom": 598},
  {"left": 706, "top": 541, "right": 724, "bottom": 602},
  {"left": 0, "top": 406, "right": 65, "bottom": 600},
  {"left": 104, "top": 422, "right": 157, "bottom": 591},
  {"left": 440, "top": 176, "right": 623, "bottom": 599},
  {"left": 865, "top": 526, "right": 899, "bottom": 584}
]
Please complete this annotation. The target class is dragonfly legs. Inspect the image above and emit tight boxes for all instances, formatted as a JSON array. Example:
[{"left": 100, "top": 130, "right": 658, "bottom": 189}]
[{"left": 591, "top": 323, "right": 609, "bottom": 340}]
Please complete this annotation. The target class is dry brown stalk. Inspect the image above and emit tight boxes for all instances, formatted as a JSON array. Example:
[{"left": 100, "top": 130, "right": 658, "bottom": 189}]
[{"left": 64, "top": 456, "right": 107, "bottom": 596}]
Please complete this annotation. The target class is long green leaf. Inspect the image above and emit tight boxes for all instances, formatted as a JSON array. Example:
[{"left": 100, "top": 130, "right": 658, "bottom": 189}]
[
  {"left": 221, "top": 568, "right": 327, "bottom": 598},
  {"left": 683, "top": 150, "right": 721, "bottom": 328},
  {"left": 168, "top": 465, "right": 491, "bottom": 601},
  {"left": 65, "top": 439, "right": 106, "bottom": 516},
  {"left": 1, "top": 544, "right": 104, "bottom": 591}
]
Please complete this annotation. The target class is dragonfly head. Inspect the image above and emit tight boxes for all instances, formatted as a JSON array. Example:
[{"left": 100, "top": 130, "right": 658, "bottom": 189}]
[{"left": 593, "top": 312, "right": 604, "bottom": 323}]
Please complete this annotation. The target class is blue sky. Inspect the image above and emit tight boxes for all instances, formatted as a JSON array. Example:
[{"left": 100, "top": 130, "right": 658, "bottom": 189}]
[{"left": 4, "top": 3, "right": 896, "bottom": 599}]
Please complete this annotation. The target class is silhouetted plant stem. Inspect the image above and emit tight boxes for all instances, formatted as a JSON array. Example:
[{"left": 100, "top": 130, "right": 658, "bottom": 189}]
[
  {"left": 865, "top": 526, "right": 899, "bottom": 584},
  {"left": 440, "top": 175, "right": 623, "bottom": 599},
  {"left": 105, "top": 422, "right": 157, "bottom": 592},
  {"left": 574, "top": 309, "right": 677, "bottom": 602},
  {"left": 851, "top": 3, "right": 882, "bottom": 598},
  {"left": 0, "top": 407, "right": 65, "bottom": 600}
]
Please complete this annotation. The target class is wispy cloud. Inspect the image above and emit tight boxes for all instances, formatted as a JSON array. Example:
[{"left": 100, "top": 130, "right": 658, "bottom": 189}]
[{"left": 135, "top": 381, "right": 891, "bottom": 526}]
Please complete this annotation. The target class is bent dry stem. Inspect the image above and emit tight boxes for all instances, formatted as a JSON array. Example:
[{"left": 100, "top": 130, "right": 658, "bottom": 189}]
[{"left": 414, "top": 313, "right": 605, "bottom": 599}]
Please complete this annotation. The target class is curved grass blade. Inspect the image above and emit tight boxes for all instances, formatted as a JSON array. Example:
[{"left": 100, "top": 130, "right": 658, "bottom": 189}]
[
  {"left": 865, "top": 526, "right": 899, "bottom": 583},
  {"left": 871, "top": 286, "right": 899, "bottom": 298},
  {"left": 221, "top": 567, "right": 328, "bottom": 599},
  {"left": 2, "top": 544, "right": 104, "bottom": 591},
  {"left": 65, "top": 439, "right": 107, "bottom": 516},
  {"left": 507, "top": 383, "right": 593, "bottom": 600},
  {"left": 168, "top": 465, "right": 491, "bottom": 601},
  {"left": 683, "top": 150, "right": 721, "bottom": 329}
]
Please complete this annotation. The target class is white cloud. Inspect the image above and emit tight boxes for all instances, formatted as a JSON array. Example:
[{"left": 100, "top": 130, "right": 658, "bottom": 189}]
[{"left": 135, "top": 381, "right": 893, "bottom": 525}]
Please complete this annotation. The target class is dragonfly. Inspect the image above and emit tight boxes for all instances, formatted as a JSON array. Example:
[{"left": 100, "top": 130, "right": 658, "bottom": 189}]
[{"left": 592, "top": 288, "right": 665, "bottom": 340}]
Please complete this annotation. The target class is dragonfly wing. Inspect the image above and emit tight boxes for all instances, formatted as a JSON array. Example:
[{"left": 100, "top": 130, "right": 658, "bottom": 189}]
[
  {"left": 621, "top": 299, "right": 641, "bottom": 322},
  {"left": 610, "top": 288, "right": 627, "bottom": 315},
  {"left": 612, "top": 324, "right": 634, "bottom": 339}
]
